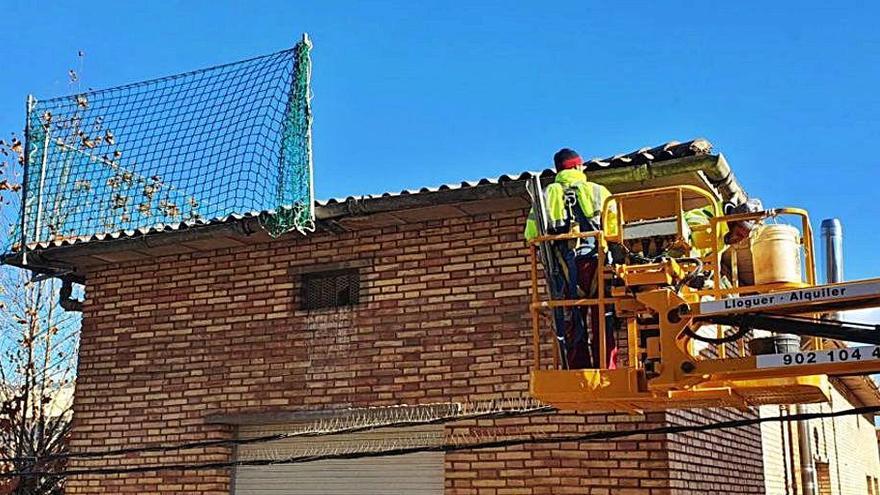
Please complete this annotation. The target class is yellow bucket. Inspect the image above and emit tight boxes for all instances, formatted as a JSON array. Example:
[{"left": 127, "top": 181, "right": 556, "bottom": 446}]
[{"left": 750, "top": 224, "right": 802, "bottom": 285}]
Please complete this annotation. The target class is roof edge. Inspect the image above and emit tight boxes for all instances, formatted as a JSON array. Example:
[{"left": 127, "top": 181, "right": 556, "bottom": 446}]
[{"left": 3, "top": 152, "right": 745, "bottom": 281}]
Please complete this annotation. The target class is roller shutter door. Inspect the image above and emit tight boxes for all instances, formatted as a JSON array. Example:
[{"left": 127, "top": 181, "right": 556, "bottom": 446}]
[{"left": 233, "top": 424, "right": 444, "bottom": 495}]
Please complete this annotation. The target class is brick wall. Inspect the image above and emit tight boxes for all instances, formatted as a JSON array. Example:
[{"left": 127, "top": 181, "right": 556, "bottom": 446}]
[
  {"left": 759, "top": 405, "right": 796, "bottom": 494},
  {"left": 759, "top": 386, "right": 880, "bottom": 495},
  {"left": 665, "top": 408, "right": 765, "bottom": 493},
  {"left": 67, "top": 206, "right": 766, "bottom": 494},
  {"left": 803, "top": 386, "right": 880, "bottom": 495}
]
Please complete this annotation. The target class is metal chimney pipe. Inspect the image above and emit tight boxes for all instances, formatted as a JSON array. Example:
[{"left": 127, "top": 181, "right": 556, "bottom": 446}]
[
  {"left": 821, "top": 218, "right": 844, "bottom": 284},
  {"left": 821, "top": 218, "right": 845, "bottom": 326}
]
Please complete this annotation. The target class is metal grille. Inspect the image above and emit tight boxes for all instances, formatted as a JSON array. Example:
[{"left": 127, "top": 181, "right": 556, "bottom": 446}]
[
  {"left": 301, "top": 269, "right": 360, "bottom": 310},
  {"left": 13, "top": 35, "right": 314, "bottom": 254}
]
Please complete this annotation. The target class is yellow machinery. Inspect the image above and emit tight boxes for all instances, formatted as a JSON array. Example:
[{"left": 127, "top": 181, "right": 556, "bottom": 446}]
[{"left": 527, "top": 182, "right": 880, "bottom": 412}]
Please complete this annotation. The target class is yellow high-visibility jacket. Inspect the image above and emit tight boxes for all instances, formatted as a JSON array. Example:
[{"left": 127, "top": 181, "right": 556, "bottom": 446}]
[
  {"left": 524, "top": 169, "right": 614, "bottom": 241},
  {"left": 683, "top": 206, "right": 729, "bottom": 257}
]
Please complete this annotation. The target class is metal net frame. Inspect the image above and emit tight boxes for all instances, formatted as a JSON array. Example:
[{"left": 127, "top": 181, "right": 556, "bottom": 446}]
[{"left": 14, "top": 35, "right": 314, "bottom": 254}]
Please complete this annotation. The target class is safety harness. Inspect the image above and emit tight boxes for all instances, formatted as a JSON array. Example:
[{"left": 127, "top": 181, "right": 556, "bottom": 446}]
[{"left": 552, "top": 180, "right": 605, "bottom": 258}]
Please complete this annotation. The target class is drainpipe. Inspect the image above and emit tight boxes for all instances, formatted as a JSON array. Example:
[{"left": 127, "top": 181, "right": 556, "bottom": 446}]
[
  {"left": 795, "top": 405, "right": 817, "bottom": 495},
  {"left": 59, "top": 278, "right": 83, "bottom": 312}
]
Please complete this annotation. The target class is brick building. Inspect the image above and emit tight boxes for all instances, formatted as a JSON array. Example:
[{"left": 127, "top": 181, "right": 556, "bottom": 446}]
[{"left": 11, "top": 139, "right": 880, "bottom": 494}]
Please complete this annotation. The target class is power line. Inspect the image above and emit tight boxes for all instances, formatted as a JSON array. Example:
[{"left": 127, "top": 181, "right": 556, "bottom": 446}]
[{"left": 3, "top": 404, "right": 878, "bottom": 479}]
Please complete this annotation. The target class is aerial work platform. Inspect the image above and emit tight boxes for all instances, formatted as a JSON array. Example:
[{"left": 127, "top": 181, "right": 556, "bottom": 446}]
[{"left": 525, "top": 181, "right": 880, "bottom": 412}]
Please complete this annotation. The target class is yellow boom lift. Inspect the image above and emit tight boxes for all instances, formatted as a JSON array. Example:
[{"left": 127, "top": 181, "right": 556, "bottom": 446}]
[{"left": 526, "top": 178, "right": 880, "bottom": 411}]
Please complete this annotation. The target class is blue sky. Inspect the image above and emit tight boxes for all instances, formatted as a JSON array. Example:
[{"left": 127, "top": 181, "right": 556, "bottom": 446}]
[{"left": 2, "top": 1, "right": 879, "bottom": 282}]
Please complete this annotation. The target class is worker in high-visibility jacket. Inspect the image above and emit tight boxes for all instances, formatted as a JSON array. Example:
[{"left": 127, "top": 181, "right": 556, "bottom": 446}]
[
  {"left": 524, "top": 148, "right": 618, "bottom": 370},
  {"left": 684, "top": 205, "right": 742, "bottom": 258},
  {"left": 683, "top": 207, "right": 721, "bottom": 258}
]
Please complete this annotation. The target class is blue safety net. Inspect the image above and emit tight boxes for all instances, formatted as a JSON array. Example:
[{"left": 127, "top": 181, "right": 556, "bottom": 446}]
[{"left": 11, "top": 35, "right": 314, "bottom": 253}]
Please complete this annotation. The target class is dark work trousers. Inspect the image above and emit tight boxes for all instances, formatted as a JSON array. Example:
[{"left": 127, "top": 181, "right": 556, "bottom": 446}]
[
  {"left": 576, "top": 255, "right": 618, "bottom": 369},
  {"left": 548, "top": 241, "right": 590, "bottom": 369}
]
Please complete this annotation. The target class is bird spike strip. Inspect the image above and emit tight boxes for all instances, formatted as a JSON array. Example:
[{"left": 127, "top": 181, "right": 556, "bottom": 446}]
[
  {"left": 238, "top": 421, "right": 561, "bottom": 462},
  {"left": 237, "top": 399, "right": 554, "bottom": 460},
  {"left": 242, "top": 397, "right": 552, "bottom": 438},
  {"left": 15, "top": 36, "right": 314, "bottom": 253}
]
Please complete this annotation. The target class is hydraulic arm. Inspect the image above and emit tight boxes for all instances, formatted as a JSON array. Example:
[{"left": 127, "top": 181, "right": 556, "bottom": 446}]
[{"left": 702, "top": 314, "right": 880, "bottom": 346}]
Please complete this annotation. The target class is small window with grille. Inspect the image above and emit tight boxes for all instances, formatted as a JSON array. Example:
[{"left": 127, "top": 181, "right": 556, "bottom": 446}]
[{"left": 301, "top": 269, "right": 360, "bottom": 310}]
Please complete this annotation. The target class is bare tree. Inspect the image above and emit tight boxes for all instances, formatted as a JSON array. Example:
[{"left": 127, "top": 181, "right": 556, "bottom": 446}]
[
  {"left": 0, "top": 48, "right": 186, "bottom": 493},
  {"left": 0, "top": 270, "right": 77, "bottom": 495},
  {"left": 0, "top": 60, "right": 84, "bottom": 495}
]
